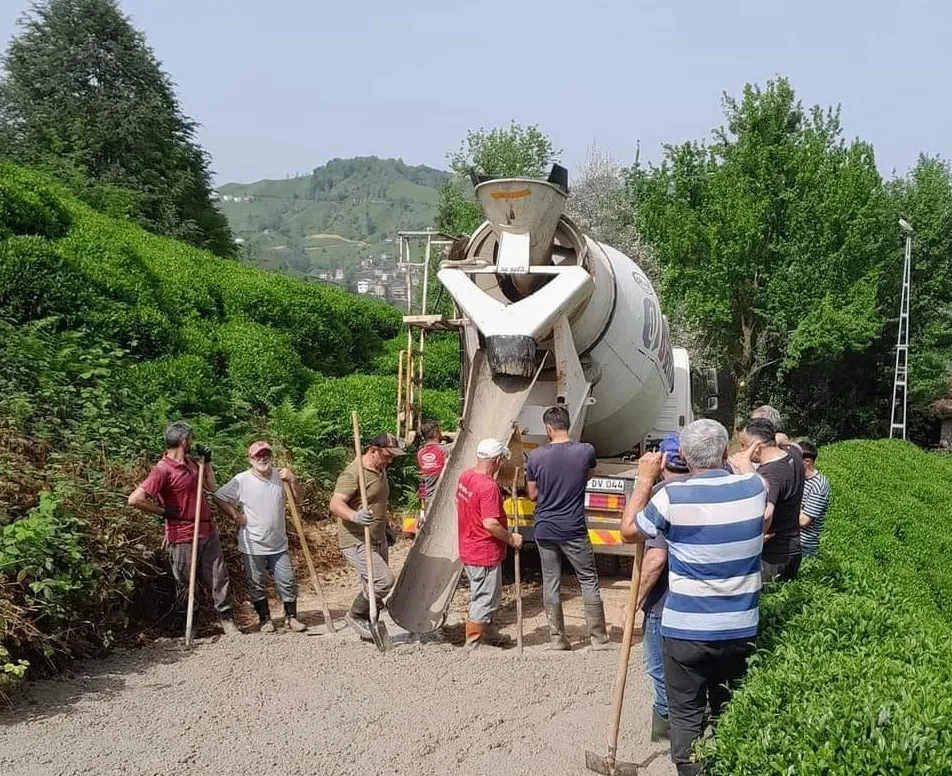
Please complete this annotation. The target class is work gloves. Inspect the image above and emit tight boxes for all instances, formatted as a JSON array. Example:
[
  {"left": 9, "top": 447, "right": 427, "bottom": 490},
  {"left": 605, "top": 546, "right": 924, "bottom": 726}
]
[
  {"left": 193, "top": 444, "right": 212, "bottom": 462},
  {"left": 385, "top": 524, "right": 396, "bottom": 547},
  {"left": 162, "top": 506, "right": 180, "bottom": 521},
  {"left": 352, "top": 509, "right": 373, "bottom": 526}
]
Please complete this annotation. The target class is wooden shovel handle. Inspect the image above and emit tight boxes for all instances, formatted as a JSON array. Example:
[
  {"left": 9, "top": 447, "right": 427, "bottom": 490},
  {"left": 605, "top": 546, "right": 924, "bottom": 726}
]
[
  {"left": 184, "top": 459, "right": 205, "bottom": 647},
  {"left": 605, "top": 541, "right": 644, "bottom": 758},
  {"left": 351, "top": 412, "right": 377, "bottom": 623},
  {"left": 283, "top": 481, "right": 334, "bottom": 632}
]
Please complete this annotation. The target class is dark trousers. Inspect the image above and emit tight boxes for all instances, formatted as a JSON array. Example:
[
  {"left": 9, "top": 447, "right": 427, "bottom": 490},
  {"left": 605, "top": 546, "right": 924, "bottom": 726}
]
[
  {"left": 537, "top": 537, "right": 602, "bottom": 607},
  {"left": 663, "top": 637, "right": 753, "bottom": 776},
  {"left": 762, "top": 553, "right": 802, "bottom": 584},
  {"left": 168, "top": 532, "right": 233, "bottom": 615}
]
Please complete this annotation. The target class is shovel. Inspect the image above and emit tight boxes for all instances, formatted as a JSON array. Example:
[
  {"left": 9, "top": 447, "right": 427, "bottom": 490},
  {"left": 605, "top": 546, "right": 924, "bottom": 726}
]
[
  {"left": 351, "top": 411, "right": 391, "bottom": 653},
  {"left": 585, "top": 541, "right": 645, "bottom": 776},
  {"left": 509, "top": 469, "right": 523, "bottom": 656},
  {"left": 283, "top": 481, "right": 335, "bottom": 633},
  {"left": 184, "top": 458, "right": 206, "bottom": 648}
]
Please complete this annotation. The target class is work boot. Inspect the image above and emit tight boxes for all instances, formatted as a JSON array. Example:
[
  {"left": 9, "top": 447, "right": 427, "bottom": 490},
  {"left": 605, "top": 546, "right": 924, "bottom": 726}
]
[
  {"left": 283, "top": 600, "right": 308, "bottom": 633},
  {"left": 651, "top": 709, "right": 671, "bottom": 742},
  {"left": 545, "top": 604, "right": 571, "bottom": 651},
  {"left": 583, "top": 601, "right": 611, "bottom": 650},
  {"left": 252, "top": 599, "right": 275, "bottom": 633},
  {"left": 219, "top": 612, "right": 242, "bottom": 637},
  {"left": 464, "top": 618, "right": 485, "bottom": 649},
  {"left": 345, "top": 593, "right": 373, "bottom": 640},
  {"left": 483, "top": 622, "right": 514, "bottom": 648}
]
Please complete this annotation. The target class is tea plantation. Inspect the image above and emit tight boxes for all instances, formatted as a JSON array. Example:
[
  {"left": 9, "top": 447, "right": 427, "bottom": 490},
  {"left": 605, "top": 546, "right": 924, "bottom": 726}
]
[
  {"left": 0, "top": 163, "right": 457, "bottom": 685},
  {"left": 704, "top": 439, "right": 952, "bottom": 774}
]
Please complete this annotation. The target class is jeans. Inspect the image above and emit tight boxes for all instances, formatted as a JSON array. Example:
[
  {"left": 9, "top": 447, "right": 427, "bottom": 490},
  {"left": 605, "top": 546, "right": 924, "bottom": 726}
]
[
  {"left": 342, "top": 540, "right": 393, "bottom": 600},
  {"left": 663, "top": 637, "right": 753, "bottom": 775},
  {"left": 168, "top": 532, "right": 233, "bottom": 615},
  {"left": 463, "top": 564, "right": 503, "bottom": 624},
  {"left": 537, "top": 536, "right": 602, "bottom": 607},
  {"left": 642, "top": 612, "right": 668, "bottom": 717},
  {"left": 243, "top": 551, "right": 297, "bottom": 603}
]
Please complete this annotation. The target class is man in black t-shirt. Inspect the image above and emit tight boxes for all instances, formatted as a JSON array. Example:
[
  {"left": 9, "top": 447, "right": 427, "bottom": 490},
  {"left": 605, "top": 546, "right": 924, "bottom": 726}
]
[{"left": 739, "top": 418, "right": 804, "bottom": 582}]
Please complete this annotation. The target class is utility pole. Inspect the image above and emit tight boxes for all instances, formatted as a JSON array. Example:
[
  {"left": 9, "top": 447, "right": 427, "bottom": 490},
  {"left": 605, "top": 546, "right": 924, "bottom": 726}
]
[{"left": 889, "top": 219, "right": 914, "bottom": 440}]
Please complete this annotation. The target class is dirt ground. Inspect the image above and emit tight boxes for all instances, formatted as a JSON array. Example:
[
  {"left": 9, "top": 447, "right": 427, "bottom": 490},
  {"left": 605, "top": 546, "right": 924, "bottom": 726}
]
[{"left": 0, "top": 534, "right": 674, "bottom": 776}]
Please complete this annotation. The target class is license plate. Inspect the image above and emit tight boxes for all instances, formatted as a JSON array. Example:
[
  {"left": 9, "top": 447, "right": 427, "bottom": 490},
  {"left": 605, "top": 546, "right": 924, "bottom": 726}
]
[{"left": 587, "top": 477, "right": 627, "bottom": 493}]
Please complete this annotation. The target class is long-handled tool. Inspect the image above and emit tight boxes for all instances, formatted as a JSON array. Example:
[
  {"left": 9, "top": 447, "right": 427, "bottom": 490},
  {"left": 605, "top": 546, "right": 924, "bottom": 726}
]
[
  {"left": 585, "top": 541, "right": 645, "bottom": 776},
  {"left": 184, "top": 459, "right": 206, "bottom": 648},
  {"left": 509, "top": 469, "right": 523, "bottom": 656},
  {"left": 351, "top": 411, "right": 391, "bottom": 653},
  {"left": 283, "top": 482, "right": 335, "bottom": 633}
]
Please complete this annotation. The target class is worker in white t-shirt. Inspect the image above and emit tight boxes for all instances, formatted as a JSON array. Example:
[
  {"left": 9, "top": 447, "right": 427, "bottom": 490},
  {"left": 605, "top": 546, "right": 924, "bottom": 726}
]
[{"left": 213, "top": 441, "right": 307, "bottom": 633}]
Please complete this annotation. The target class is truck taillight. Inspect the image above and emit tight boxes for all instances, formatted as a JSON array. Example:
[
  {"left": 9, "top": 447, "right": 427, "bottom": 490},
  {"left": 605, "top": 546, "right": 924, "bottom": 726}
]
[{"left": 586, "top": 492, "right": 626, "bottom": 511}]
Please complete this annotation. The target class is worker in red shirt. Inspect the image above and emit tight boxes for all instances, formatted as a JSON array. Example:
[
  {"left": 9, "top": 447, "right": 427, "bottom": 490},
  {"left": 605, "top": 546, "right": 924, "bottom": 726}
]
[
  {"left": 416, "top": 419, "right": 453, "bottom": 528},
  {"left": 456, "top": 437, "right": 522, "bottom": 649},
  {"left": 128, "top": 421, "right": 240, "bottom": 637}
]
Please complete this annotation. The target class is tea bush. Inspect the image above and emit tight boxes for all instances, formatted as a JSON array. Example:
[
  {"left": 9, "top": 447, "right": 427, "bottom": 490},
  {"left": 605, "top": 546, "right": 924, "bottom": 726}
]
[
  {"left": 703, "top": 440, "right": 952, "bottom": 775},
  {"left": 0, "top": 164, "right": 463, "bottom": 690}
]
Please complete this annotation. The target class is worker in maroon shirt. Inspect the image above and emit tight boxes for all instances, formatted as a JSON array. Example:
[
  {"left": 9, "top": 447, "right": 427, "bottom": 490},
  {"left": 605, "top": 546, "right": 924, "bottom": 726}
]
[{"left": 128, "top": 421, "right": 240, "bottom": 637}]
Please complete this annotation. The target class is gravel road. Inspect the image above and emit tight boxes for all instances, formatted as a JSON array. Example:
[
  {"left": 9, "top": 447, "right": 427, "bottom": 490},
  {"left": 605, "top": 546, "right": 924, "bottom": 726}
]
[{"left": 0, "top": 538, "right": 674, "bottom": 776}]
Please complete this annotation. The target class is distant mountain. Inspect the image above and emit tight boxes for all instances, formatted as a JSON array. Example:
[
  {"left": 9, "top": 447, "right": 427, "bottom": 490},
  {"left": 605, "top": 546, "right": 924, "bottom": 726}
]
[{"left": 216, "top": 157, "right": 450, "bottom": 287}]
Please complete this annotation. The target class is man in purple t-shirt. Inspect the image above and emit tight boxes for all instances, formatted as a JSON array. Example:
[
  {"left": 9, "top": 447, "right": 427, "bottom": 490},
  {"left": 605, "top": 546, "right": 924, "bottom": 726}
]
[{"left": 525, "top": 405, "right": 608, "bottom": 651}]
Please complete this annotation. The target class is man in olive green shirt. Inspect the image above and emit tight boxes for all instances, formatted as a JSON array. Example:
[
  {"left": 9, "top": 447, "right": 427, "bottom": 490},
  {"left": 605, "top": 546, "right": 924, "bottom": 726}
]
[{"left": 329, "top": 432, "right": 405, "bottom": 638}]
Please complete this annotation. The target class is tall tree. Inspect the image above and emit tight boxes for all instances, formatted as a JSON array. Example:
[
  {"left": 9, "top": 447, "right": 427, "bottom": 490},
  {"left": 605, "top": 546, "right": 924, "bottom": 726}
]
[
  {"left": 435, "top": 122, "right": 560, "bottom": 237},
  {"left": 0, "top": 0, "right": 235, "bottom": 256},
  {"left": 629, "top": 77, "right": 893, "bottom": 432}
]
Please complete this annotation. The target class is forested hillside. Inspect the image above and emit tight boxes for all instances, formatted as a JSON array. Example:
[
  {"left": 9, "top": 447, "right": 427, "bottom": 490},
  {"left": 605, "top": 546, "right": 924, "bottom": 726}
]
[
  {"left": 0, "top": 163, "right": 458, "bottom": 687},
  {"left": 218, "top": 157, "right": 448, "bottom": 280}
]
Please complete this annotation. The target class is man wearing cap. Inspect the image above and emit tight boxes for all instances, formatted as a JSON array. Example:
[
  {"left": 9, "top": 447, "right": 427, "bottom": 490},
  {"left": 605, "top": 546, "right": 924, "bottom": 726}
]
[
  {"left": 638, "top": 434, "right": 692, "bottom": 742},
  {"left": 329, "top": 432, "right": 405, "bottom": 638},
  {"left": 525, "top": 405, "right": 608, "bottom": 650},
  {"left": 128, "top": 421, "right": 240, "bottom": 637},
  {"left": 457, "top": 438, "right": 523, "bottom": 649},
  {"left": 212, "top": 441, "right": 307, "bottom": 633}
]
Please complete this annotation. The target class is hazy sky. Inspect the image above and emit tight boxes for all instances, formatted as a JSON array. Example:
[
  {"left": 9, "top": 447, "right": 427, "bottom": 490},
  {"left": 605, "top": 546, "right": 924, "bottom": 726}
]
[{"left": 1, "top": 0, "right": 950, "bottom": 185}]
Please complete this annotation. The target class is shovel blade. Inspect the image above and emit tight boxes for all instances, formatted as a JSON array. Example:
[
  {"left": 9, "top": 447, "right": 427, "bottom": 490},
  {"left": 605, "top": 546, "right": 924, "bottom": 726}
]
[
  {"left": 370, "top": 619, "right": 391, "bottom": 653},
  {"left": 584, "top": 750, "right": 639, "bottom": 776}
]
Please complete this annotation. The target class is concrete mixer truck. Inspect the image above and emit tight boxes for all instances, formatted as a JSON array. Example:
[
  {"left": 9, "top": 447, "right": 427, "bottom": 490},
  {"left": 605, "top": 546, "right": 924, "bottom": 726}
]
[{"left": 387, "top": 164, "right": 718, "bottom": 636}]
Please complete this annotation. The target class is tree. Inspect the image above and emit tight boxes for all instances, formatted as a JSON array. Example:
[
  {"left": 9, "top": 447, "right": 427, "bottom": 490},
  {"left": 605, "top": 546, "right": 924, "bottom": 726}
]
[
  {"left": 0, "top": 0, "right": 235, "bottom": 256},
  {"left": 436, "top": 122, "right": 560, "bottom": 237},
  {"left": 629, "top": 77, "right": 894, "bottom": 432}
]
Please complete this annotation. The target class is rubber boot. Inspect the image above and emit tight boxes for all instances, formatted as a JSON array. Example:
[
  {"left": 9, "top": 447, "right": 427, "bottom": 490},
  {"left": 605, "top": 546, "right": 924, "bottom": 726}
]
[
  {"left": 583, "top": 601, "right": 611, "bottom": 650},
  {"left": 545, "top": 604, "right": 571, "bottom": 651},
  {"left": 651, "top": 708, "right": 671, "bottom": 742},
  {"left": 283, "top": 600, "right": 307, "bottom": 632},
  {"left": 252, "top": 598, "right": 275, "bottom": 633},
  {"left": 345, "top": 593, "right": 373, "bottom": 640},
  {"left": 464, "top": 619, "right": 485, "bottom": 649},
  {"left": 483, "top": 622, "right": 514, "bottom": 648},
  {"left": 219, "top": 610, "right": 242, "bottom": 636}
]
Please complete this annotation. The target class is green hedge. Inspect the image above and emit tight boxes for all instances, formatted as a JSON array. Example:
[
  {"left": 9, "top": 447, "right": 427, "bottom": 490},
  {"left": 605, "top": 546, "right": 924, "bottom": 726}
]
[{"left": 703, "top": 440, "right": 952, "bottom": 775}]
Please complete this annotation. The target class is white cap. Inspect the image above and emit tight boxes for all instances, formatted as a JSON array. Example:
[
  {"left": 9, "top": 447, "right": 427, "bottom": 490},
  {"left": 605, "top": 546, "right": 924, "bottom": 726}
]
[{"left": 476, "top": 438, "right": 509, "bottom": 460}]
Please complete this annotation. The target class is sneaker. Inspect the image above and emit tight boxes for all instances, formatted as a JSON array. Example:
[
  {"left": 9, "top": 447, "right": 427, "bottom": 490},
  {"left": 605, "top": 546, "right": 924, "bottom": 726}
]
[
  {"left": 220, "top": 617, "right": 242, "bottom": 636},
  {"left": 259, "top": 619, "right": 276, "bottom": 634},
  {"left": 285, "top": 616, "right": 307, "bottom": 633}
]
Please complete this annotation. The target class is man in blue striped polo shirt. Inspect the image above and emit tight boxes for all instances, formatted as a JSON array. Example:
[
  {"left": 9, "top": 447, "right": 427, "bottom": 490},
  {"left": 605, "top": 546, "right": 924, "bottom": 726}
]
[{"left": 621, "top": 419, "right": 767, "bottom": 776}]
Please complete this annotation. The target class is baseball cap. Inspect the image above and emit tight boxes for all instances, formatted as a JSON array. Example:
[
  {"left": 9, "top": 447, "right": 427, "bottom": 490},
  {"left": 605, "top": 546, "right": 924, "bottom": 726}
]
[
  {"left": 248, "top": 441, "right": 273, "bottom": 458},
  {"left": 658, "top": 434, "right": 689, "bottom": 473},
  {"left": 370, "top": 432, "right": 406, "bottom": 456},
  {"left": 476, "top": 438, "right": 509, "bottom": 460}
]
